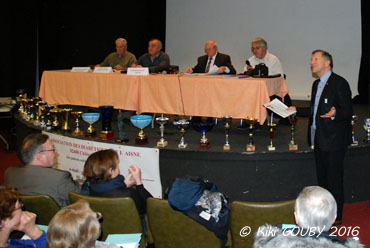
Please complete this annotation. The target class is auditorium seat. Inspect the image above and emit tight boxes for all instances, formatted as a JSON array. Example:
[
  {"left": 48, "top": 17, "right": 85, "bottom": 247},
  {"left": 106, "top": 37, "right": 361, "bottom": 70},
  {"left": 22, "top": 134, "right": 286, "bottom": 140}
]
[
  {"left": 20, "top": 194, "right": 61, "bottom": 225},
  {"left": 69, "top": 192, "right": 145, "bottom": 245},
  {"left": 230, "top": 199, "right": 296, "bottom": 248},
  {"left": 146, "top": 198, "right": 223, "bottom": 248}
]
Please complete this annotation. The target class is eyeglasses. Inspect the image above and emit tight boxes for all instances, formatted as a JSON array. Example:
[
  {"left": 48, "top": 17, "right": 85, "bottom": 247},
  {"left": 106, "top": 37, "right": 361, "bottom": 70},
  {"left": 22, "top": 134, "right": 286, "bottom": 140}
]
[
  {"left": 14, "top": 202, "right": 24, "bottom": 211},
  {"left": 39, "top": 148, "right": 56, "bottom": 153},
  {"left": 95, "top": 212, "right": 102, "bottom": 220}
]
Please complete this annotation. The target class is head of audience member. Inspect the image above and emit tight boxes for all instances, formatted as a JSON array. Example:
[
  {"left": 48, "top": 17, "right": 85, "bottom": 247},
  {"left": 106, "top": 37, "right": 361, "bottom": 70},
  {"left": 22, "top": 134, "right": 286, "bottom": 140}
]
[
  {"left": 46, "top": 200, "right": 101, "bottom": 248},
  {"left": 115, "top": 38, "right": 128, "bottom": 57},
  {"left": 311, "top": 49, "right": 333, "bottom": 78},
  {"left": 294, "top": 186, "right": 337, "bottom": 232},
  {"left": 204, "top": 40, "right": 218, "bottom": 58},
  {"left": 83, "top": 149, "right": 120, "bottom": 183},
  {"left": 21, "top": 133, "right": 57, "bottom": 167},
  {"left": 251, "top": 37, "right": 268, "bottom": 60},
  {"left": 0, "top": 185, "right": 22, "bottom": 233},
  {"left": 148, "top": 39, "right": 162, "bottom": 58}
]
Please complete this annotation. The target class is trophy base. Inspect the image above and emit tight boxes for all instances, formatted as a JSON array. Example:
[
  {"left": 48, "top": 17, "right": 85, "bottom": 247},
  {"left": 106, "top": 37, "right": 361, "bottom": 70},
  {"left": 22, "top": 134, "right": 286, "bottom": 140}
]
[
  {"left": 200, "top": 142, "right": 210, "bottom": 149},
  {"left": 178, "top": 143, "right": 188, "bottom": 149},
  {"left": 289, "top": 144, "right": 298, "bottom": 150},
  {"left": 85, "top": 131, "right": 96, "bottom": 138},
  {"left": 157, "top": 140, "right": 168, "bottom": 147},
  {"left": 135, "top": 137, "right": 148, "bottom": 145},
  {"left": 268, "top": 146, "right": 276, "bottom": 151},
  {"left": 61, "top": 128, "right": 71, "bottom": 132},
  {"left": 246, "top": 144, "right": 255, "bottom": 152},
  {"left": 99, "top": 131, "right": 114, "bottom": 141},
  {"left": 223, "top": 144, "right": 230, "bottom": 150},
  {"left": 350, "top": 141, "right": 358, "bottom": 146},
  {"left": 72, "top": 130, "right": 83, "bottom": 136},
  {"left": 52, "top": 126, "right": 61, "bottom": 131}
]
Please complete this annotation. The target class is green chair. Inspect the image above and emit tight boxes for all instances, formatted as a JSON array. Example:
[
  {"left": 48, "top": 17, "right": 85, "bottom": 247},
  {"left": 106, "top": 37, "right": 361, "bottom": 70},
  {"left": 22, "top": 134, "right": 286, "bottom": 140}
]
[
  {"left": 146, "top": 198, "right": 223, "bottom": 248},
  {"left": 69, "top": 192, "right": 144, "bottom": 245},
  {"left": 230, "top": 200, "right": 296, "bottom": 248},
  {"left": 20, "top": 194, "right": 61, "bottom": 225}
]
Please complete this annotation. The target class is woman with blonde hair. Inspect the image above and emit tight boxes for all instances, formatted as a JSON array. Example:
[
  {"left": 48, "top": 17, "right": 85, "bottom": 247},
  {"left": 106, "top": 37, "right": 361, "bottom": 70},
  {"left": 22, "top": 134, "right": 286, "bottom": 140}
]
[{"left": 46, "top": 200, "right": 101, "bottom": 248}]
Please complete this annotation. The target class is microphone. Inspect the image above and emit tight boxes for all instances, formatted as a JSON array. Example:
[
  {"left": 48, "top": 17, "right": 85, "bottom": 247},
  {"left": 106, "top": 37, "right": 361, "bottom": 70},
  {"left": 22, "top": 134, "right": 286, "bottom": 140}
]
[
  {"left": 245, "top": 60, "right": 251, "bottom": 66},
  {"left": 244, "top": 60, "right": 253, "bottom": 75}
]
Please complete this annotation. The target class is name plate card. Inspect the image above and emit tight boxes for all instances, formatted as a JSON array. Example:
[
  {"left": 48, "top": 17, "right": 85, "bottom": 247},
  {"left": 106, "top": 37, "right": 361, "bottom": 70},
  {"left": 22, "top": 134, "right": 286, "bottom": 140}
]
[
  {"left": 93, "top": 67, "right": 113, "bottom": 73},
  {"left": 127, "top": 67, "right": 149, "bottom": 75},
  {"left": 71, "top": 67, "right": 92, "bottom": 72}
]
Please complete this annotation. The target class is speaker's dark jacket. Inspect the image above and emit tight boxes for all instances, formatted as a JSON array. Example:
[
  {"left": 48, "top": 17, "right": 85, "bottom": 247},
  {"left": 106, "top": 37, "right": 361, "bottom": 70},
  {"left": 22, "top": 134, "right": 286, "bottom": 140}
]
[{"left": 192, "top": 53, "right": 236, "bottom": 74}]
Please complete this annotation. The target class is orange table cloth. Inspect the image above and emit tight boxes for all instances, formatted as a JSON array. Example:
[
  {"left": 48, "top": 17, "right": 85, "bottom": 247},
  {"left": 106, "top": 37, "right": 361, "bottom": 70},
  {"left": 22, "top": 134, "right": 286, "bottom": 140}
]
[{"left": 39, "top": 71, "right": 289, "bottom": 124}]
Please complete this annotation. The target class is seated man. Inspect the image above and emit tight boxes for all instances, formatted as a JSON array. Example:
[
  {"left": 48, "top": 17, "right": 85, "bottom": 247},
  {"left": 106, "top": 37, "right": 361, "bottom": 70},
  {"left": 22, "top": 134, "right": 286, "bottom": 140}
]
[
  {"left": 244, "top": 37, "right": 283, "bottom": 75},
  {"left": 185, "top": 40, "right": 236, "bottom": 74},
  {"left": 132, "top": 39, "right": 170, "bottom": 73},
  {"left": 253, "top": 186, "right": 363, "bottom": 248},
  {"left": 5, "top": 133, "right": 81, "bottom": 207},
  {"left": 96, "top": 37, "right": 137, "bottom": 71}
]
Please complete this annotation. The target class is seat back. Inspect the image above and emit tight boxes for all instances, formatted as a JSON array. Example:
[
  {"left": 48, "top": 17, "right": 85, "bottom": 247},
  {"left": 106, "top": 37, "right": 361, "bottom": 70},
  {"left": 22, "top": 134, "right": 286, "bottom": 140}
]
[
  {"left": 146, "top": 198, "right": 223, "bottom": 248},
  {"left": 230, "top": 200, "right": 296, "bottom": 248},
  {"left": 69, "top": 192, "right": 143, "bottom": 241},
  {"left": 20, "top": 194, "right": 61, "bottom": 225}
]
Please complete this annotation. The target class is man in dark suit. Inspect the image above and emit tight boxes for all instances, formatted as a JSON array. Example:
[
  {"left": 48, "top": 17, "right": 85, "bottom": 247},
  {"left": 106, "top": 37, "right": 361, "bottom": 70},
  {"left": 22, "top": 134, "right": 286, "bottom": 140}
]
[
  {"left": 5, "top": 133, "right": 81, "bottom": 207},
  {"left": 289, "top": 50, "right": 352, "bottom": 224},
  {"left": 185, "top": 40, "right": 236, "bottom": 74}
]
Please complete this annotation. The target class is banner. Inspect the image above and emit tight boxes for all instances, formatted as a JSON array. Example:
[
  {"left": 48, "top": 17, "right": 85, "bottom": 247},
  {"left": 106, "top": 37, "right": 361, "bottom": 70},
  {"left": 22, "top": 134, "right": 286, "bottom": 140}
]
[{"left": 44, "top": 132, "right": 162, "bottom": 198}]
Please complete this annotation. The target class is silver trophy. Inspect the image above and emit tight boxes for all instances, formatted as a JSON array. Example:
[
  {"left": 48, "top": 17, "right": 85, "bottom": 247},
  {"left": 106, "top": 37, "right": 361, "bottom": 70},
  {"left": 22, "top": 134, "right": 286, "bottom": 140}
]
[
  {"left": 174, "top": 119, "right": 189, "bottom": 148},
  {"left": 222, "top": 116, "right": 232, "bottom": 150},
  {"left": 351, "top": 115, "right": 358, "bottom": 146},
  {"left": 363, "top": 118, "right": 370, "bottom": 143},
  {"left": 156, "top": 114, "right": 169, "bottom": 147}
]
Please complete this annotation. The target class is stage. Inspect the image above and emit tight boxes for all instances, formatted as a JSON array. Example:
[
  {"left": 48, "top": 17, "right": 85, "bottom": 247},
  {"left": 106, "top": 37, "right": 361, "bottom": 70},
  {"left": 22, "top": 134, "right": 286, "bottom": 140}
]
[{"left": 14, "top": 103, "right": 370, "bottom": 203}]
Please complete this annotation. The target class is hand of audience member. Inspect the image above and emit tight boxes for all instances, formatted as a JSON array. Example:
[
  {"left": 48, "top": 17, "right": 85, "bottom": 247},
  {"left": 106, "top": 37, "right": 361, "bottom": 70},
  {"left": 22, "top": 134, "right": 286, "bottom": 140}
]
[
  {"left": 185, "top": 67, "right": 193, "bottom": 73},
  {"left": 17, "top": 211, "right": 43, "bottom": 240},
  {"left": 124, "top": 173, "right": 135, "bottom": 187},
  {"left": 128, "top": 165, "right": 142, "bottom": 186}
]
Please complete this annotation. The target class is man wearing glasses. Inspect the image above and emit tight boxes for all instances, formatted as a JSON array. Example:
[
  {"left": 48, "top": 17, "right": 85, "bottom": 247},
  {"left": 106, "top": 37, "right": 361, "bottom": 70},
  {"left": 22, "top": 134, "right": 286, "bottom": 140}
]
[{"left": 5, "top": 133, "right": 81, "bottom": 207}]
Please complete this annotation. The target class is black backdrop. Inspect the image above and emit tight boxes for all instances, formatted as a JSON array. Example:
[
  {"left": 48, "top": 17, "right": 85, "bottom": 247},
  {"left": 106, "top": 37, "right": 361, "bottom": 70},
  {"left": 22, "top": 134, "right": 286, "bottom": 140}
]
[{"left": 0, "top": 0, "right": 166, "bottom": 98}]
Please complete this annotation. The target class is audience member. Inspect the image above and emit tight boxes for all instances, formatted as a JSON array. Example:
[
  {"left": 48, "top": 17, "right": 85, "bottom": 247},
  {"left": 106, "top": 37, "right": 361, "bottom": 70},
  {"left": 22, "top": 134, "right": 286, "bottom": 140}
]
[
  {"left": 185, "top": 40, "right": 236, "bottom": 74},
  {"left": 80, "top": 149, "right": 152, "bottom": 215},
  {"left": 132, "top": 39, "right": 170, "bottom": 73},
  {"left": 0, "top": 185, "right": 46, "bottom": 248},
  {"left": 5, "top": 133, "right": 81, "bottom": 207},
  {"left": 96, "top": 38, "right": 137, "bottom": 71},
  {"left": 253, "top": 186, "right": 363, "bottom": 248},
  {"left": 46, "top": 200, "right": 100, "bottom": 248}
]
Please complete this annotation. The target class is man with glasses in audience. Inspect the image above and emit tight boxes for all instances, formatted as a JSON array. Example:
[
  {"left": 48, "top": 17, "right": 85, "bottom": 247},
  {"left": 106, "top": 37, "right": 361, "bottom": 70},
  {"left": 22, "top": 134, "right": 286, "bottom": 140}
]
[{"left": 5, "top": 133, "right": 80, "bottom": 207}]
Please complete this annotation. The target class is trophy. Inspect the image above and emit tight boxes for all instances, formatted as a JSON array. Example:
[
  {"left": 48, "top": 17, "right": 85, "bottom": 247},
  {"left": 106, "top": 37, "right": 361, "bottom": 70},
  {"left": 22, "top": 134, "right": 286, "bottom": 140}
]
[
  {"left": 193, "top": 118, "right": 213, "bottom": 149},
  {"left": 267, "top": 123, "right": 277, "bottom": 151},
  {"left": 61, "top": 108, "right": 72, "bottom": 132},
  {"left": 71, "top": 111, "right": 83, "bottom": 136},
  {"left": 130, "top": 115, "right": 152, "bottom": 145},
  {"left": 222, "top": 115, "right": 232, "bottom": 150},
  {"left": 50, "top": 106, "right": 61, "bottom": 130},
  {"left": 245, "top": 117, "right": 258, "bottom": 151},
  {"left": 99, "top": 105, "right": 114, "bottom": 140},
  {"left": 288, "top": 114, "right": 298, "bottom": 150},
  {"left": 350, "top": 115, "right": 358, "bottom": 146},
  {"left": 174, "top": 119, "right": 189, "bottom": 148},
  {"left": 45, "top": 104, "right": 53, "bottom": 130},
  {"left": 82, "top": 113, "right": 100, "bottom": 137},
  {"left": 38, "top": 101, "right": 47, "bottom": 128},
  {"left": 156, "top": 114, "right": 169, "bottom": 147},
  {"left": 363, "top": 118, "right": 370, "bottom": 143}
]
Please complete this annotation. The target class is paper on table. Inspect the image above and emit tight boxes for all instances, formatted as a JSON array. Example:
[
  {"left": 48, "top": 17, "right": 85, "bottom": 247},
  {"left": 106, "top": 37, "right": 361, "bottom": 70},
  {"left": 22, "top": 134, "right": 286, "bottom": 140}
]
[
  {"left": 208, "top": 65, "right": 219, "bottom": 75},
  {"left": 263, "top": 98, "right": 296, "bottom": 118}
]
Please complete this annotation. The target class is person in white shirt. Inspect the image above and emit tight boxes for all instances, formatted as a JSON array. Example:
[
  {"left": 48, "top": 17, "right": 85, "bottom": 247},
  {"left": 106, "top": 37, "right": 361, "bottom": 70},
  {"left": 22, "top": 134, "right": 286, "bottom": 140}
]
[{"left": 244, "top": 37, "right": 283, "bottom": 75}]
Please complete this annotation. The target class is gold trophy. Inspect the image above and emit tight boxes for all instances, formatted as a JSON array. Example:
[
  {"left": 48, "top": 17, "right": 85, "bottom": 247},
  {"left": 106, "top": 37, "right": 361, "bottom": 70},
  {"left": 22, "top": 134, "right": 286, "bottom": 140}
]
[
  {"left": 50, "top": 106, "right": 61, "bottom": 130},
  {"left": 222, "top": 116, "right": 232, "bottom": 150},
  {"left": 364, "top": 118, "right": 370, "bottom": 143},
  {"left": 351, "top": 115, "right": 358, "bottom": 146},
  {"left": 156, "top": 114, "right": 169, "bottom": 147},
  {"left": 267, "top": 123, "right": 277, "bottom": 151},
  {"left": 174, "top": 119, "right": 189, "bottom": 148},
  {"left": 246, "top": 117, "right": 258, "bottom": 151},
  {"left": 82, "top": 113, "right": 100, "bottom": 138},
  {"left": 61, "top": 108, "right": 72, "bottom": 132},
  {"left": 71, "top": 111, "right": 83, "bottom": 136},
  {"left": 288, "top": 114, "right": 298, "bottom": 150}
]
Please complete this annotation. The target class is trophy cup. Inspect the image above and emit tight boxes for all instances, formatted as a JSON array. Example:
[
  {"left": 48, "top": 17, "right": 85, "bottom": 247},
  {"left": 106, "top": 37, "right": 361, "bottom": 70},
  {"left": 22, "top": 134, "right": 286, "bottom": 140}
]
[
  {"left": 99, "top": 105, "right": 114, "bottom": 140},
  {"left": 44, "top": 104, "right": 53, "bottom": 130},
  {"left": 193, "top": 118, "right": 213, "bottom": 149},
  {"left": 267, "top": 123, "right": 277, "bottom": 151},
  {"left": 174, "top": 119, "right": 189, "bottom": 148},
  {"left": 130, "top": 115, "right": 152, "bottom": 145},
  {"left": 50, "top": 106, "right": 61, "bottom": 130},
  {"left": 350, "top": 115, "right": 358, "bottom": 146},
  {"left": 288, "top": 114, "right": 298, "bottom": 150},
  {"left": 363, "top": 118, "right": 370, "bottom": 143},
  {"left": 38, "top": 101, "right": 47, "bottom": 128},
  {"left": 82, "top": 113, "right": 100, "bottom": 137},
  {"left": 61, "top": 108, "right": 72, "bottom": 132},
  {"left": 71, "top": 111, "right": 83, "bottom": 136},
  {"left": 156, "top": 114, "right": 169, "bottom": 147},
  {"left": 245, "top": 117, "right": 258, "bottom": 151},
  {"left": 222, "top": 115, "right": 232, "bottom": 150}
]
